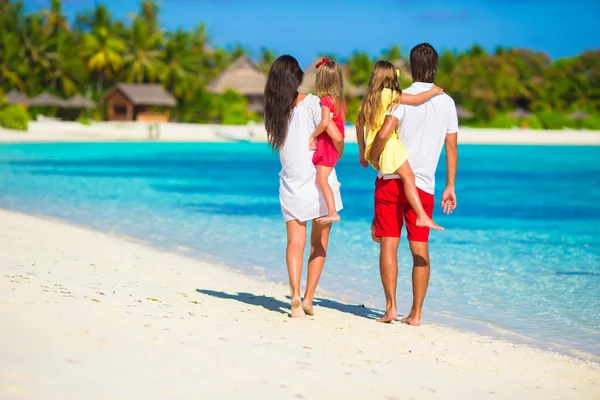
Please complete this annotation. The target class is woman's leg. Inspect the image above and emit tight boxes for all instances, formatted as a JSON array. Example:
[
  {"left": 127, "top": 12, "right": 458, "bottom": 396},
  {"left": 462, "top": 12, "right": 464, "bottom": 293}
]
[
  {"left": 302, "top": 220, "right": 332, "bottom": 315},
  {"left": 315, "top": 165, "right": 340, "bottom": 225},
  {"left": 396, "top": 161, "right": 444, "bottom": 231},
  {"left": 286, "top": 219, "right": 308, "bottom": 318}
]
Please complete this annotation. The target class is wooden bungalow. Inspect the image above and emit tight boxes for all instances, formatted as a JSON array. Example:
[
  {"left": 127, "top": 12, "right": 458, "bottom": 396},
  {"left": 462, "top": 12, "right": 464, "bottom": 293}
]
[
  {"left": 103, "top": 83, "right": 176, "bottom": 122},
  {"left": 207, "top": 56, "right": 267, "bottom": 114},
  {"left": 299, "top": 59, "right": 366, "bottom": 98}
]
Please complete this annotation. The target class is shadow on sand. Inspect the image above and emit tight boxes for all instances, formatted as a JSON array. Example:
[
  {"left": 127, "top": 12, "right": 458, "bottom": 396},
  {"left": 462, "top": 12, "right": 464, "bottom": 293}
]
[{"left": 196, "top": 289, "right": 383, "bottom": 320}]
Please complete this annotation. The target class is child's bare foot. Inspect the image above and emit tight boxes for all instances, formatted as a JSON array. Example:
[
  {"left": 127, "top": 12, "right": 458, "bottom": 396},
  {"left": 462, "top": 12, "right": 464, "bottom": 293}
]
[
  {"left": 316, "top": 213, "right": 340, "bottom": 225},
  {"left": 416, "top": 215, "right": 444, "bottom": 231}
]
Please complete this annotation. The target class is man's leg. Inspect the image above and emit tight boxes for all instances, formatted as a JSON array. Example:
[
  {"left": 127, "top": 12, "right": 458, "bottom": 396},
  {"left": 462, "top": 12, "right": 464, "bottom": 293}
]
[
  {"left": 378, "top": 236, "right": 400, "bottom": 322},
  {"left": 400, "top": 241, "right": 430, "bottom": 326},
  {"left": 400, "top": 187, "right": 435, "bottom": 326},
  {"left": 373, "top": 177, "right": 403, "bottom": 323}
]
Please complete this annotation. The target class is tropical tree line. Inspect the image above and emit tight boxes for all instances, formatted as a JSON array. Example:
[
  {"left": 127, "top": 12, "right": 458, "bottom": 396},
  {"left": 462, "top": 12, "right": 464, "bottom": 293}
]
[{"left": 1, "top": 0, "right": 599, "bottom": 129}]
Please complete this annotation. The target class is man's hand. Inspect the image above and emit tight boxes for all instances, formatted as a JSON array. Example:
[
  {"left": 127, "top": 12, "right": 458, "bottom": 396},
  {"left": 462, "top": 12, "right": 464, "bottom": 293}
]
[
  {"left": 359, "top": 152, "right": 368, "bottom": 168},
  {"left": 371, "top": 220, "right": 381, "bottom": 243},
  {"left": 441, "top": 187, "right": 457, "bottom": 215}
]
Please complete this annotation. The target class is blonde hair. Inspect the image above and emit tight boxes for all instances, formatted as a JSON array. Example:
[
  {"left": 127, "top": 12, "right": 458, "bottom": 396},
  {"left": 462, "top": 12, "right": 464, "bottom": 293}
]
[
  {"left": 358, "top": 60, "right": 402, "bottom": 130},
  {"left": 315, "top": 61, "right": 346, "bottom": 119}
]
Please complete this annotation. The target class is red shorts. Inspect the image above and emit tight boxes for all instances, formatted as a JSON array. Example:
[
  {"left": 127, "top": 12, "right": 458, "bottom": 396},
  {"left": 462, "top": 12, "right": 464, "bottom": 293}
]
[
  {"left": 312, "top": 134, "right": 339, "bottom": 167},
  {"left": 374, "top": 177, "right": 434, "bottom": 242}
]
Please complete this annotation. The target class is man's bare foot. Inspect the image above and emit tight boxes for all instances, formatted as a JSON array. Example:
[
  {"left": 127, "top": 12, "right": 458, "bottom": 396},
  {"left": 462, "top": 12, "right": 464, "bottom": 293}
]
[
  {"left": 290, "top": 298, "right": 306, "bottom": 318},
  {"left": 316, "top": 213, "right": 340, "bottom": 225},
  {"left": 416, "top": 215, "right": 444, "bottom": 231},
  {"left": 376, "top": 310, "right": 397, "bottom": 323},
  {"left": 400, "top": 315, "right": 421, "bottom": 326},
  {"left": 370, "top": 223, "right": 381, "bottom": 243}
]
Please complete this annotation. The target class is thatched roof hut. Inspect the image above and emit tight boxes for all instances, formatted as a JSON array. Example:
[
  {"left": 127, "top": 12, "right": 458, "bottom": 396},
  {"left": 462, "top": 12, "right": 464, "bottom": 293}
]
[
  {"left": 299, "top": 58, "right": 366, "bottom": 98},
  {"left": 103, "top": 83, "right": 176, "bottom": 122},
  {"left": 64, "top": 94, "right": 96, "bottom": 109},
  {"left": 5, "top": 89, "right": 29, "bottom": 106},
  {"left": 569, "top": 111, "right": 590, "bottom": 120},
  {"left": 207, "top": 56, "right": 267, "bottom": 96},
  {"left": 509, "top": 108, "right": 532, "bottom": 119},
  {"left": 206, "top": 56, "right": 267, "bottom": 114},
  {"left": 28, "top": 92, "right": 65, "bottom": 107}
]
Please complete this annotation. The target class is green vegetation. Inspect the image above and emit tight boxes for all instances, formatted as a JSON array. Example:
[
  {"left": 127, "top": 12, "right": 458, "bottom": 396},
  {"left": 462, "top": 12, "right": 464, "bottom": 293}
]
[
  {"left": 1, "top": 0, "right": 598, "bottom": 128},
  {"left": 0, "top": 105, "right": 31, "bottom": 131}
]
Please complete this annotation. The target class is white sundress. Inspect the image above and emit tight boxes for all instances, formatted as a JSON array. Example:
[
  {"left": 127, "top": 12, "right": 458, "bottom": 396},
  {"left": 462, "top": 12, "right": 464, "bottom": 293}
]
[{"left": 279, "top": 93, "right": 343, "bottom": 222}]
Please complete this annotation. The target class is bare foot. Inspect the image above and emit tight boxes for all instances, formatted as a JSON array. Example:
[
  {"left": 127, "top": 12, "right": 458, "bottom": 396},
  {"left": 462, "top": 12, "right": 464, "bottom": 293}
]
[
  {"left": 400, "top": 315, "right": 421, "bottom": 326},
  {"left": 302, "top": 304, "right": 314, "bottom": 316},
  {"left": 316, "top": 213, "right": 340, "bottom": 225},
  {"left": 376, "top": 310, "right": 397, "bottom": 323},
  {"left": 416, "top": 215, "right": 444, "bottom": 231},
  {"left": 290, "top": 298, "right": 306, "bottom": 318}
]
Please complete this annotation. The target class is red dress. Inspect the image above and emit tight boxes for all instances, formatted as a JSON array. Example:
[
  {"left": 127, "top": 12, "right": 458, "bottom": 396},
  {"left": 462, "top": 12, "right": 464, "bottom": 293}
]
[{"left": 312, "top": 96, "right": 346, "bottom": 167}]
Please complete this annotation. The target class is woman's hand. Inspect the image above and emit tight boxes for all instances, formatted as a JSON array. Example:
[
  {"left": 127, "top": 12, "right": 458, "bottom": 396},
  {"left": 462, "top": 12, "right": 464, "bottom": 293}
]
[{"left": 309, "top": 136, "right": 317, "bottom": 150}]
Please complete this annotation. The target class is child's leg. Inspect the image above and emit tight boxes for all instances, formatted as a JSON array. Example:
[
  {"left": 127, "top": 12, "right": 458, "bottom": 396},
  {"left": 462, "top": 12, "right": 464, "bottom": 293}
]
[
  {"left": 315, "top": 165, "right": 340, "bottom": 225},
  {"left": 395, "top": 161, "right": 443, "bottom": 231}
]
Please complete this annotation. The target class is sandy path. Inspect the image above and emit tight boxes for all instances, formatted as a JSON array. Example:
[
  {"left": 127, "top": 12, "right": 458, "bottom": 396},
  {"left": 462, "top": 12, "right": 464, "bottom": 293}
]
[{"left": 0, "top": 210, "right": 598, "bottom": 399}]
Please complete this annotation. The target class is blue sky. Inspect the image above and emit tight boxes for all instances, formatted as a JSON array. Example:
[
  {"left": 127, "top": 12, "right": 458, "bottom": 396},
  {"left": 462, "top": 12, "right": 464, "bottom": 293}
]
[{"left": 29, "top": 0, "right": 600, "bottom": 67}]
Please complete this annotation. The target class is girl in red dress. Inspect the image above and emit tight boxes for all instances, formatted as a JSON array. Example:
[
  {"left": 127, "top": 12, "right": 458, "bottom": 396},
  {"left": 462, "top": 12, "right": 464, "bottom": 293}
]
[{"left": 309, "top": 59, "right": 346, "bottom": 224}]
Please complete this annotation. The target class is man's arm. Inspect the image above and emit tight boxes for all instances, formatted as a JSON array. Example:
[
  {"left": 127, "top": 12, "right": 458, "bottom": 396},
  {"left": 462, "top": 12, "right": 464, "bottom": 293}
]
[
  {"left": 441, "top": 133, "right": 458, "bottom": 215},
  {"left": 368, "top": 115, "right": 398, "bottom": 169}
]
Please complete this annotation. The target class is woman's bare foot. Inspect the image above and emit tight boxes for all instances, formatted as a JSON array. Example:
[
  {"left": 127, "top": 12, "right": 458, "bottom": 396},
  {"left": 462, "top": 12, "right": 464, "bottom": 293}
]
[
  {"left": 416, "top": 215, "right": 444, "bottom": 231},
  {"left": 290, "top": 298, "right": 306, "bottom": 318},
  {"left": 302, "top": 304, "right": 314, "bottom": 316},
  {"left": 376, "top": 310, "right": 397, "bottom": 323},
  {"left": 400, "top": 315, "right": 421, "bottom": 326},
  {"left": 316, "top": 213, "right": 340, "bottom": 225}
]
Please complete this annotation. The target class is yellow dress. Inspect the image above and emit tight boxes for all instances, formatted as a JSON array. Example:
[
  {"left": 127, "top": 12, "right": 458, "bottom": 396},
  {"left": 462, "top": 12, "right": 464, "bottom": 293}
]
[{"left": 364, "top": 88, "right": 409, "bottom": 174}]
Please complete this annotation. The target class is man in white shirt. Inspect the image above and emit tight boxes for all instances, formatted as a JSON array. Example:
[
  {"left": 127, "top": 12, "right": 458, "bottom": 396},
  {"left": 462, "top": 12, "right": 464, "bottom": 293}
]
[{"left": 369, "top": 43, "right": 458, "bottom": 325}]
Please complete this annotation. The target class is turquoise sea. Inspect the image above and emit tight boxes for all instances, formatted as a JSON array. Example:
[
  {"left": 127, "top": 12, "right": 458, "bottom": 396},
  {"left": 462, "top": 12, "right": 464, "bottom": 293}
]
[{"left": 0, "top": 142, "right": 599, "bottom": 359}]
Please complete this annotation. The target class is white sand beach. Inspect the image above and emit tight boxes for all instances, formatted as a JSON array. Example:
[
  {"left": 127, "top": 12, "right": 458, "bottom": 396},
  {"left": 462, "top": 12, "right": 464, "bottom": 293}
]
[
  {"left": 1, "top": 121, "right": 600, "bottom": 145},
  {"left": 1, "top": 209, "right": 598, "bottom": 399}
]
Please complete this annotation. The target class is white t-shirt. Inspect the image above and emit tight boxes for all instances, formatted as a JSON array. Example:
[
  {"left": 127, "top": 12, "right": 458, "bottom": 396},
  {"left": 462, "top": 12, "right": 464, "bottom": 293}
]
[{"left": 380, "top": 82, "right": 458, "bottom": 194}]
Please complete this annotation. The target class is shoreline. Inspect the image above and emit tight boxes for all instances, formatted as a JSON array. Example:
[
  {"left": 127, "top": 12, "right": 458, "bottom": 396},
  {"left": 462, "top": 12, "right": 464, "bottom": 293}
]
[
  {"left": 2, "top": 122, "right": 600, "bottom": 145},
  {"left": 6, "top": 209, "right": 599, "bottom": 363},
  {"left": 1, "top": 209, "right": 599, "bottom": 398}
]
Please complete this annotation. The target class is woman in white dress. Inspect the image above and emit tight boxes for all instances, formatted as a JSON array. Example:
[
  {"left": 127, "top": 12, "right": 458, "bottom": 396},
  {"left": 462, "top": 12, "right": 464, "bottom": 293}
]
[{"left": 264, "top": 55, "right": 344, "bottom": 318}]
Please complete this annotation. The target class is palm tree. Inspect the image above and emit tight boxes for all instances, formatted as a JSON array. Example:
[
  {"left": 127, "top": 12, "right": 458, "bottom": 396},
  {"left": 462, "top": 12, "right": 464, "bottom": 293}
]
[
  {"left": 123, "top": 17, "right": 164, "bottom": 83},
  {"left": 161, "top": 29, "right": 198, "bottom": 99},
  {"left": 81, "top": 26, "right": 127, "bottom": 93},
  {"left": 258, "top": 48, "right": 276, "bottom": 73},
  {"left": 347, "top": 51, "right": 374, "bottom": 86},
  {"left": 0, "top": 32, "right": 25, "bottom": 91},
  {"left": 21, "top": 14, "right": 53, "bottom": 92},
  {"left": 41, "top": 0, "right": 68, "bottom": 36},
  {"left": 47, "top": 32, "right": 86, "bottom": 97}
]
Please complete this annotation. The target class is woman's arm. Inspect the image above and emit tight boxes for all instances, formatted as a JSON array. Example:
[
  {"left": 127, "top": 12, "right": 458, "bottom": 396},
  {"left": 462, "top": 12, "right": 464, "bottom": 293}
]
[
  {"left": 325, "top": 120, "right": 344, "bottom": 159},
  {"left": 356, "top": 112, "right": 368, "bottom": 167},
  {"left": 401, "top": 85, "right": 444, "bottom": 105}
]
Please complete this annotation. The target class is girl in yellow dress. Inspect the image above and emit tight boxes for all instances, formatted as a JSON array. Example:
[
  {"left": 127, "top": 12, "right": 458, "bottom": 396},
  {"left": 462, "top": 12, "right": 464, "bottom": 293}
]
[{"left": 356, "top": 60, "right": 444, "bottom": 231}]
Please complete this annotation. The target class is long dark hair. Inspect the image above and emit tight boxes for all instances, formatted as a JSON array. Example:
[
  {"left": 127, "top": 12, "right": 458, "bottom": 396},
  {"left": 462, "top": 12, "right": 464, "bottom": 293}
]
[{"left": 264, "top": 55, "right": 304, "bottom": 151}]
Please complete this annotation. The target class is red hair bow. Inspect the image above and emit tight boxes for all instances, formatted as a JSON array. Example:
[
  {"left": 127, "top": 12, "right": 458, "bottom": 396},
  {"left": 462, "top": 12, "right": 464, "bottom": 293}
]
[{"left": 316, "top": 57, "right": 330, "bottom": 68}]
